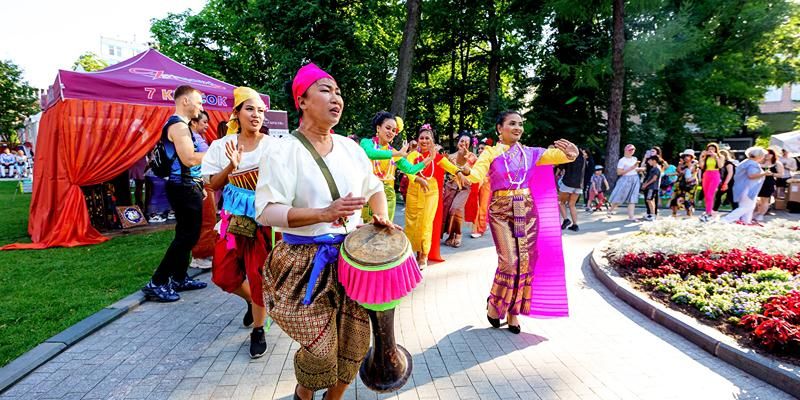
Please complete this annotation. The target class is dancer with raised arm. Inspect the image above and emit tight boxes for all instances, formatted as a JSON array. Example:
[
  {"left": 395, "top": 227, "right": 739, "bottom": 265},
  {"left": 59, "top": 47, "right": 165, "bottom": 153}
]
[
  {"left": 359, "top": 111, "right": 428, "bottom": 222},
  {"left": 467, "top": 110, "right": 578, "bottom": 334}
]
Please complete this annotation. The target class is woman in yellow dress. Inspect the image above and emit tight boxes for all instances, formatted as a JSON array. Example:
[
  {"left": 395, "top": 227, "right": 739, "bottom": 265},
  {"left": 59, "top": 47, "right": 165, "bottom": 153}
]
[{"left": 404, "top": 125, "right": 470, "bottom": 269}]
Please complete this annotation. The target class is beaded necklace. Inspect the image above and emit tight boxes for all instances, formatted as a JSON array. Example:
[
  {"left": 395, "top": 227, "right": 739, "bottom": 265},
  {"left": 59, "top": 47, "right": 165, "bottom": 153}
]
[
  {"left": 372, "top": 137, "right": 396, "bottom": 180},
  {"left": 418, "top": 150, "right": 435, "bottom": 180},
  {"left": 502, "top": 142, "right": 528, "bottom": 189}
]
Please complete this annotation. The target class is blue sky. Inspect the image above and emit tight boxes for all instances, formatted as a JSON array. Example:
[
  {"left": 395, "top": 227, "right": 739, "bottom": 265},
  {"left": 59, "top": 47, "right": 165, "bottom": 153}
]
[{"left": 0, "top": 0, "right": 207, "bottom": 88}]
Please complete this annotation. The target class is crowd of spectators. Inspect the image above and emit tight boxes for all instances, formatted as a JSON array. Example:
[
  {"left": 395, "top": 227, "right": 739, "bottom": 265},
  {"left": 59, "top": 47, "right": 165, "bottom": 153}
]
[{"left": 554, "top": 143, "right": 800, "bottom": 227}]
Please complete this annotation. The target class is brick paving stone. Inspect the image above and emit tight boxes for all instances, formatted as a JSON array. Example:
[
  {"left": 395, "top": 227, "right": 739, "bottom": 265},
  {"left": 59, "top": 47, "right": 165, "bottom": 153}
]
[{"left": 2, "top": 212, "right": 798, "bottom": 399}]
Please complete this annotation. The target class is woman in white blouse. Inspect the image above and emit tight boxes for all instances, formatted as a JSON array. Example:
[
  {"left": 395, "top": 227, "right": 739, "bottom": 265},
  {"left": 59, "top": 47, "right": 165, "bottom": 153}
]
[
  {"left": 255, "top": 63, "right": 396, "bottom": 400},
  {"left": 201, "top": 87, "right": 276, "bottom": 359}
]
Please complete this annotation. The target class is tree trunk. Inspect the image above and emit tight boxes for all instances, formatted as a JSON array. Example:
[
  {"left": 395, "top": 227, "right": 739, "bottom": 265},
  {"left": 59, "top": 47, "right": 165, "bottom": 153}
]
[
  {"left": 390, "top": 0, "right": 422, "bottom": 119},
  {"left": 457, "top": 35, "right": 471, "bottom": 148},
  {"left": 487, "top": 0, "right": 500, "bottom": 121},
  {"left": 605, "top": 0, "right": 625, "bottom": 186}
]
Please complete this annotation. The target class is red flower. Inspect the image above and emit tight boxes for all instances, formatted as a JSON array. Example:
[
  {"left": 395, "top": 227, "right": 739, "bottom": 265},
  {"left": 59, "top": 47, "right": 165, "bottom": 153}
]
[{"left": 740, "top": 292, "right": 800, "bottom": 350}]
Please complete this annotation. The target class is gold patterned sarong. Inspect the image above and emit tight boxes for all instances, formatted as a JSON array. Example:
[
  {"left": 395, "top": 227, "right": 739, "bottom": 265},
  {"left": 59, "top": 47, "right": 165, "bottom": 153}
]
[
  {"left": 487, "top": 190, "right": 538, "bottom": 318},
  {"left": 263, "top": 242, "right": 371, "bottom": 390}
]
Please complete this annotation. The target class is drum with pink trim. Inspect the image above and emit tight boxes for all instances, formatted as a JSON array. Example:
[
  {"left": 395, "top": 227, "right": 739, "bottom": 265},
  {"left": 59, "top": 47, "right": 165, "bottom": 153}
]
[
  {"left": 338, "top": 224, "right": 421, "bottom": 393},
  {"left": 338, "top": 224, "right": 421, "bottom": 311}
]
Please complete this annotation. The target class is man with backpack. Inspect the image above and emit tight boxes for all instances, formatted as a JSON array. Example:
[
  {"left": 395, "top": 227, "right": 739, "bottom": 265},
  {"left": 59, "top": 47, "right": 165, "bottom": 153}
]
[{"left": 142, "top": 85, "right": 209, "bottom": 302}]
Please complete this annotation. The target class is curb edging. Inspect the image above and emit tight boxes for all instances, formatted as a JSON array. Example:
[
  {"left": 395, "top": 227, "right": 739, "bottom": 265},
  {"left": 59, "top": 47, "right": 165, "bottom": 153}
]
[
  {"left": 589, "top": 241, "right": 800, "bottom": 398},
  {"left": 0, "top": 268, "right": 207, "bottom": 393}
]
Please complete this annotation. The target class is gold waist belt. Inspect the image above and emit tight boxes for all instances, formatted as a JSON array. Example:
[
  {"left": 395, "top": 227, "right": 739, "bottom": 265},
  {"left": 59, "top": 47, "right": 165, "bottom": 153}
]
[{"left": 493, "top": 188, "right": 530, "bottom": 197}]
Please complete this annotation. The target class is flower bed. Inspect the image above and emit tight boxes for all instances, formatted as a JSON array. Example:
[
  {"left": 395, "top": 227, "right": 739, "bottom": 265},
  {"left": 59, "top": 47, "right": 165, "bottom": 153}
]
[{"left": 605, "top": 219, "right": 800, "bottom": 357}]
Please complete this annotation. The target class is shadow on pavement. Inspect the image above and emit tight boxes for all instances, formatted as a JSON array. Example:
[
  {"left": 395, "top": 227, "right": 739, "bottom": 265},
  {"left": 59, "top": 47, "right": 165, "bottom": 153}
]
[
  {"left": 393, "top": 325, "right": 547, "bottom": 396},
  {"left": 579, "top": 255, "right": 787, "bottom": 400}
]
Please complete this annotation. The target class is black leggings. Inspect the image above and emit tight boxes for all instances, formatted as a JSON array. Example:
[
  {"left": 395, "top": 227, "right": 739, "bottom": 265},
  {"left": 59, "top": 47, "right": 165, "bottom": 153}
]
[
  {"left": 151, "top": 182, "right": 204, "bottom": 285},
  {"left": 713, "top": 184, "right": 737, "bottom": 211}
]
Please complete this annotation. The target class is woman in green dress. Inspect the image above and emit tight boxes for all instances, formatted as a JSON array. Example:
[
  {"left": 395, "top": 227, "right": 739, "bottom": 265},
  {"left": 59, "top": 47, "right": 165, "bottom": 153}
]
[{"left": 360, "top": 111, "right": 431, "bottom": 222}]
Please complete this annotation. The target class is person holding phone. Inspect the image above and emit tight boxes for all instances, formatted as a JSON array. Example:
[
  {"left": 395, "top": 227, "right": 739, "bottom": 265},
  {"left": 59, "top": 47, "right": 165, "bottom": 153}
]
[
  {"left": 699, "top": 143, "right": 722, "bottom": 221},
  {"left": 359, "top": 111, "right": 431, "bottom": 222}
]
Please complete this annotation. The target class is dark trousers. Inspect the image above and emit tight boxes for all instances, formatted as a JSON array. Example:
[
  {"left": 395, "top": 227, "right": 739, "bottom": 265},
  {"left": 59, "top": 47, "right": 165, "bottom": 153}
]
[
  {"left": 713, "top": 184, "right": 737, "bottom": 211},
  {"left": 151, "top": 182, "right": 204, "bottom": 285}
]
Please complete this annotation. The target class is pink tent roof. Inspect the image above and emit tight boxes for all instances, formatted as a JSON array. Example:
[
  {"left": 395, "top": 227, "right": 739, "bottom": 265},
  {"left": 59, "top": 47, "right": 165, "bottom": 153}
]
[{"left": 42, "top": 49, "right": 269, "bottom": 112}]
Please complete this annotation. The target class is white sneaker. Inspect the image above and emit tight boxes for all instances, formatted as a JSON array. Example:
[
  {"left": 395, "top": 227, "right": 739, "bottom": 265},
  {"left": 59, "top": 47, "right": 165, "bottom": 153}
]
[
  {"left": 470, "top": 233, "right": 482, "bottom": 238},
  {"left": 644, "top": 215, "right": 654, "bottom": 222},
  {"left": 148, "top": 215, "right": 166, "bottom": 223},
  {"left": 167, "top": 212, "right": 176, "bottom": 220},
  {"left": 191, "top": 257, "right": 212, "bottom": 269}
]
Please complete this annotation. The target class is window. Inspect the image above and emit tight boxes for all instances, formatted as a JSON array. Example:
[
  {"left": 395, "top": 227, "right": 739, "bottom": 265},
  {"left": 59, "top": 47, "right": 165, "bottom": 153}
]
[
  {"left": 115, "top": 47, "right": 122, "bottom": 56},
  {"left": 791, "top": 84, "right": 800, "bottom": 101},
  {"left": 764, "top": 86, "right": 783, "bottom": 102},
  {"left": 108, "top": 45, "right": 115, "bottom": 56}
]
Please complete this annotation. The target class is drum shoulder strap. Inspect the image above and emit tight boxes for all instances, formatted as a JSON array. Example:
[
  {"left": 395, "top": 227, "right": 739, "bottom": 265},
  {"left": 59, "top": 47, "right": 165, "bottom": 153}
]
[{"left": 291, "top": 130, "right": 341, "bottom": 201}]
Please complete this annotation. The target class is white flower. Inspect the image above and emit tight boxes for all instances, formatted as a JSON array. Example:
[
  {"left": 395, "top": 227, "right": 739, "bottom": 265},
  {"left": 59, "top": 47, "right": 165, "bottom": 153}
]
[{"left": 605, "top": 219, "right": 800, "bottom": 260}]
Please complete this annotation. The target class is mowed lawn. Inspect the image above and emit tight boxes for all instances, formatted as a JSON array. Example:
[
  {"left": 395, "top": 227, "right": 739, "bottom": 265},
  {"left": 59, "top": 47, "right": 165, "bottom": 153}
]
[{"left": 0, "top": 181, "right": 173, "bottom": 367}]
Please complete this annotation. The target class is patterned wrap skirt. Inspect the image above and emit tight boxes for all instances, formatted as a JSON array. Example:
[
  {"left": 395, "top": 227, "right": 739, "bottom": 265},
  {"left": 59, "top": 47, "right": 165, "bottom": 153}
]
[
  {"left": 487, "top": 189, "right": 538, "bottom": 318},
  {"left": 263, "top": 242, "right": 371, "bottom": 390},
  {"left": 442, "top": 179, "right": 470, "bottom": 236}
]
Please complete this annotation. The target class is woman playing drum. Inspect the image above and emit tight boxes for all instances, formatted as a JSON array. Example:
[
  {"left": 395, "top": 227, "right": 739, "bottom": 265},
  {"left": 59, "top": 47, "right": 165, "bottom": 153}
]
[
  {"left": 201, "top": 87, "right": 276, "bottom": 358},
  {"left": 466, "top": 110, "right": 578, "bottom": 334},
  {"left": 255, "top": 63, "right": 397, "bottom": 400}
]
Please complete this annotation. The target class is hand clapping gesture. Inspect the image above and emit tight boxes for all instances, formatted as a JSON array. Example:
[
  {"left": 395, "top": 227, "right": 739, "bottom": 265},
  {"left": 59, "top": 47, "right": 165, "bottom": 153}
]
[{"left": 225, "top": 141, "right": 243, "bottom": 170}]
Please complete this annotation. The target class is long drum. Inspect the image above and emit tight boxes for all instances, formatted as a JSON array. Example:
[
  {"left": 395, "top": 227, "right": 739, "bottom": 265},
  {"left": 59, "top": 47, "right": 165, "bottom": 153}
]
[
  {"left": 338, "top": 225, "right": 422, "bottom": 392},
  {"left": 228, "top": 167, "right": 259, "bottom": 190}
]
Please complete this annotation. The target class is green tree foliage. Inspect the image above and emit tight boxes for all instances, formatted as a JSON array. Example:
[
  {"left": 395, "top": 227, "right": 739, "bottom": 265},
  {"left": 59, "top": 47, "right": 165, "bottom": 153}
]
[
  {"left": 626, "top": 0, "right": 799, "bottom": 156},
  {"left": 150, "top": 0, "right": 799, "bottom": 158},
  {"left": 0, "top": 61, "right": 39, "bottom": 143},
  {"left": 151, "top": 0, "right": 403, "bottom": 135},
  {"left": 72, "top": 52, "right": 109, "bottom": 72}
]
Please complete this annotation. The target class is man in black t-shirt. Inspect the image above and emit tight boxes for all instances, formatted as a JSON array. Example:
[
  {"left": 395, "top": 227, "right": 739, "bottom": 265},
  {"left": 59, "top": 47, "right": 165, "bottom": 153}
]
[
  {"left": 642, "top": 156, "right": 662, "bottom": 221},
  {"left": 558, "top": 151, "right": 586, "bottom": 231}
]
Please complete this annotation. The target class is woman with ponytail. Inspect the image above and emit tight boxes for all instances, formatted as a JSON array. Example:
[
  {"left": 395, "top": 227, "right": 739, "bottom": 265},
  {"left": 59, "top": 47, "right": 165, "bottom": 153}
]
[{"left": 359, "top": 111, "right": 430, "bottom": 222}]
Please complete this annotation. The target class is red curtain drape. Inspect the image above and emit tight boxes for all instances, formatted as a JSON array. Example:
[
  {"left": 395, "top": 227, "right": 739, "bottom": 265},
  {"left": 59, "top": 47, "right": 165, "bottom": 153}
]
[{"left": 3, "top": 99, "right": 226, "bottom": 250}]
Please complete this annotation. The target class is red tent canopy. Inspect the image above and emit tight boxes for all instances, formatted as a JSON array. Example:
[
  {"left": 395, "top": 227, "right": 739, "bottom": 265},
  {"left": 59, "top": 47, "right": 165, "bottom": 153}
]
[{"left": 3, "top": 50, "right": 275, "bottom": 250}]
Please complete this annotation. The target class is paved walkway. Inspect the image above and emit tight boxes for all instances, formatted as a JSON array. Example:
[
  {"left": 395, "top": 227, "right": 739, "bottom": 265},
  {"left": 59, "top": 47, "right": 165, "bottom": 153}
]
[{"left": 0, "top": 210, "right": 795, "bottom": 400}]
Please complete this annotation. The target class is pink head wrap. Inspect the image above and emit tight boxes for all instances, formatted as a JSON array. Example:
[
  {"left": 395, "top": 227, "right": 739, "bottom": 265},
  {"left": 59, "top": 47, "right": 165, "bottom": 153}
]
[
  {"left": 291, "top": 63, "right": 335, "bottom": 110},
  {"left": 624, "top": 144, "right": 636, "bottom": 152}
]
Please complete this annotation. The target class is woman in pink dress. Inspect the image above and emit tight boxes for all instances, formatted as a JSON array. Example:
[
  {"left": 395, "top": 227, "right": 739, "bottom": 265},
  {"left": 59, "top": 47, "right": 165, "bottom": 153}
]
[{"left": 467, "top": 110, "right": 577, "bottom": 334}]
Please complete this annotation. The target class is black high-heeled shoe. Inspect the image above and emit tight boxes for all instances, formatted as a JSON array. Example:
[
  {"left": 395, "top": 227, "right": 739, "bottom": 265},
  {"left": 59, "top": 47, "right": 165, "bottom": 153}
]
[
  {"left": 486, "top": 298, "right": 501, "bottom": 328},
  {"left": 508, "top": 324, "right": 521, "bottom": 334},
  {"left": 294, "top": 385, "right": 315, "bottom": 400}
]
